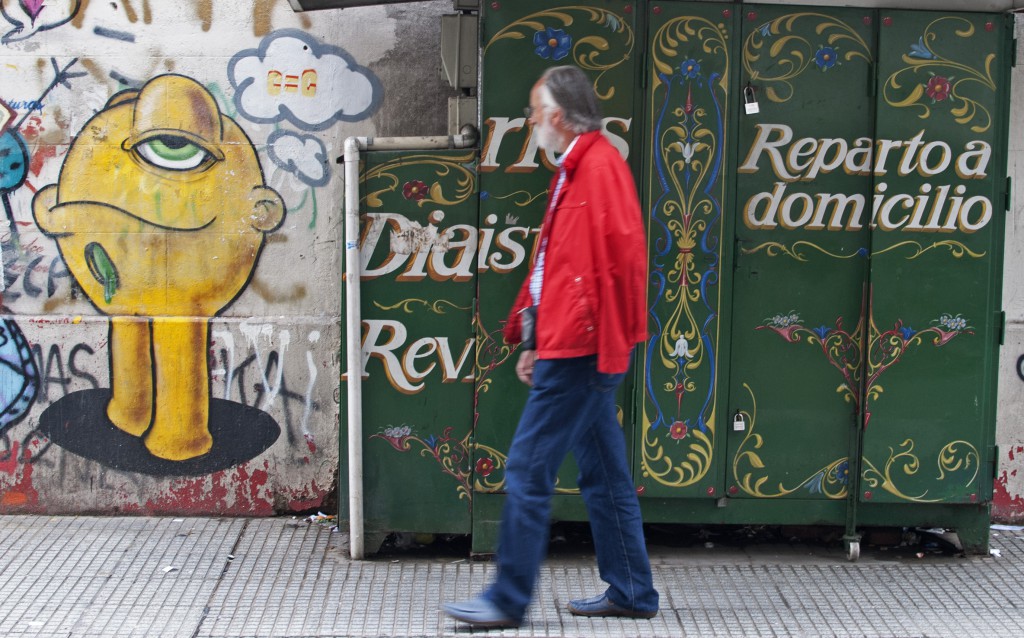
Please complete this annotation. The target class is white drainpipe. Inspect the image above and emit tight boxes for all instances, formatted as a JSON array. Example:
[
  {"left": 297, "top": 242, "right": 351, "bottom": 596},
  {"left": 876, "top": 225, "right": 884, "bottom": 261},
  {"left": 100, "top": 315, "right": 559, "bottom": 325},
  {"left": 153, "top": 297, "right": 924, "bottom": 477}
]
[{"left": 342, "top": 127, "right": 478, "bottom": 560}]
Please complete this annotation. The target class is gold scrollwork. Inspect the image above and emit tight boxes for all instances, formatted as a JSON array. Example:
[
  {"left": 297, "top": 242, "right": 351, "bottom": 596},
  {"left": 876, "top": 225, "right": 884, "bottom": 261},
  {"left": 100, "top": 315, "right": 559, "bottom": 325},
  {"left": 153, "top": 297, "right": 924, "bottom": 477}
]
[
  {"left": 650, "top": 15, "right": 730, "bottom": 88},
  {"left": 873, "top": 240, "right": 985, "bottom": 260},
  {"left": 485, "top": 7, "right": 633, "bottom": 100},
  {"left": 487, "top": 189, "right": 548, "bottom": 208},
  {"left": 471, "top": 440, "right": 579, "bottom": 494},
  {"left": 642, "top": 424, "right": 714, "bottom": 488},
  {"left": 373, "top": 298, "right": 471, "bottom": 314},
  {"left": 472, "top": 442, "right": 509, "bottom": 492},
  {"left": 741, "top": 240, "right": 842, "bottom": 262},
  {"left": 361, "top": 151, "right": 477, "bottom": 209},
  {"left": 882, "top": 17, "right": 996, "bottom": 133},
  {"left": 731, "top": 383, "right": 849, "bottom": 499},
  {"left": 937, "top": 440, "right": 980, "bottom": 484},
  {"left": 861, "top": 440, "right": 931, "bottom": 501},
  {"left": 861, "top": 438, "right": 980, "bottom": 503},
  {"left": 743, "top": 12, "right": 872, "bottom": 103},
  {"left": 741, "top": 239, "right": 984, "bottom": 262}
]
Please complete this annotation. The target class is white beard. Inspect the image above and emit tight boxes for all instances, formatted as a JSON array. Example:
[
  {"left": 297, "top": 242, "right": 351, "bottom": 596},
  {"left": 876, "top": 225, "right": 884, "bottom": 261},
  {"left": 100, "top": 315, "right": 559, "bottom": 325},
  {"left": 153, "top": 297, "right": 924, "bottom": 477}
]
[{"left": 535, "top": 116, "right": 561, "bottom": 153}]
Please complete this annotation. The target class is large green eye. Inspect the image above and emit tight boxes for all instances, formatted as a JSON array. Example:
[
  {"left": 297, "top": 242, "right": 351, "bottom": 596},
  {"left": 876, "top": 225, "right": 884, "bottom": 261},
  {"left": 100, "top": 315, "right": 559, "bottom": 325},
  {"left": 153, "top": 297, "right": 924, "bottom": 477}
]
[{"left": 136, "top": 135, "right": 210, "bottom": 171}]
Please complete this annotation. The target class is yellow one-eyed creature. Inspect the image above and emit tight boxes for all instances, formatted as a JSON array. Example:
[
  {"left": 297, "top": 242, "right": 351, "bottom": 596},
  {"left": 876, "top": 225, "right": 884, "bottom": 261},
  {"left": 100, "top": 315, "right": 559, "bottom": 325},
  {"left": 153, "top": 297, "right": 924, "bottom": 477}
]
[{"left": 33, "top": 74, "right": 285, "bottom": 461}]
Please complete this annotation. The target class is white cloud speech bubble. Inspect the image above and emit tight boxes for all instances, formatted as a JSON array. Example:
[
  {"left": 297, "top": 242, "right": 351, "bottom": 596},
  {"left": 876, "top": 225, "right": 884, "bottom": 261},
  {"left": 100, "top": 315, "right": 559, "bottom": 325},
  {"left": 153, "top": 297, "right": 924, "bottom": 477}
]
[
  {"left": 229, "top": 29, "right": 382, "bottom": 131},
  {"left": 267, "top": 130, "right": 330, "bottom": 187}
]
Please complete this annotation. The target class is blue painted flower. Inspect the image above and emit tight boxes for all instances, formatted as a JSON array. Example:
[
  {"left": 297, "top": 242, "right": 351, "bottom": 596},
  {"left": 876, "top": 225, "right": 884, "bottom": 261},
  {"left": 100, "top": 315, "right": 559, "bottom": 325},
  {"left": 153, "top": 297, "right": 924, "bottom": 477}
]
[
  {"left": 834, "top": 461, "right": 850, "bottom": 484},
  {"left": 534, "top": 27, "right": 572, "bottom": 61},
  {"left": 856, "top": 246, "right": 869, "bottom": 258},
  {"left": 812, "top": 325, "right": 830, "bottom": 340},
  {"left": 480, "top": 191, "right": 490, "bottom": 201},
  {"left": 815, "top": 46, "right": 838, "bottom": 70},
  {"left": 909, "top": 36, "right": 936, "bottom": 59},
  {"left": 424, "top": 434, "right": 438, "bottom": 449},
  {"left": 680, "top": 59, "right": 701, "bottom": 79},
  {"left": 937, "top": 313, "right": 968, "bottom": 331},
  {"left": 768, "top": 312, "right": 801, "bottom": 328},
  {"left": 758, "top": 23, "right": 771, "bottom": 38},
  {"left": 899, "top": 326, "right": 916, "bottom": 341}
]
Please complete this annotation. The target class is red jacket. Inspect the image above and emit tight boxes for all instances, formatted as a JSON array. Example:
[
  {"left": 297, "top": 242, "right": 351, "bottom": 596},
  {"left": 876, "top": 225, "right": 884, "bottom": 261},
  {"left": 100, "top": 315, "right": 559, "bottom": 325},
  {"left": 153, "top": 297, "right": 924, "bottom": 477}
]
[{"left": 504, "top": 130, "right": 647, "bottom": 374}]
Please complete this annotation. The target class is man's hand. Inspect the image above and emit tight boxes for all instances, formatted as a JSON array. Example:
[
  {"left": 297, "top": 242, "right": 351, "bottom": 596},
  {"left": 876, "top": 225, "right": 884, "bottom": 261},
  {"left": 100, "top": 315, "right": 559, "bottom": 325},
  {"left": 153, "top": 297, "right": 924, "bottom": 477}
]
[{"left": 516, "top": 349, "right": 537, "bottom": 386}]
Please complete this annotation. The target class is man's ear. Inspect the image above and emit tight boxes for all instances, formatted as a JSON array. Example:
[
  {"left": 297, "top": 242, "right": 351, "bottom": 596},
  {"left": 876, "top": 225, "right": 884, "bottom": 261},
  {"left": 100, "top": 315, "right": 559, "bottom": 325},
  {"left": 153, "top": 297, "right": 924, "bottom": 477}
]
[
  {"left": 549, "top": 107, "right": 570, "bottom": 134},
  {"left": 549, "top": 107, "right": 564, "bottom": 127}
]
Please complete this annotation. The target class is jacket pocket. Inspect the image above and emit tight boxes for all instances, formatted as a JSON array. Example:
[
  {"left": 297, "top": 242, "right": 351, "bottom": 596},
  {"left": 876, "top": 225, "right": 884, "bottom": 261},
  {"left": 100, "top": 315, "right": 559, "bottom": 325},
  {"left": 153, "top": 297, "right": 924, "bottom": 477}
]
[{"left": 569, "top": 274, "right": 596, "bottom": 335}]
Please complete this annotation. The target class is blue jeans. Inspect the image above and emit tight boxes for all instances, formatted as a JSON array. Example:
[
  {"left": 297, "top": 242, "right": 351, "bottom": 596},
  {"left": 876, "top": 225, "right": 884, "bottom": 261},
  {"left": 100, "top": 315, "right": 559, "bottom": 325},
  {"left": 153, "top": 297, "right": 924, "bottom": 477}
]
[{"left": 483, "top": 355, "right": 659, "bottom": 622}]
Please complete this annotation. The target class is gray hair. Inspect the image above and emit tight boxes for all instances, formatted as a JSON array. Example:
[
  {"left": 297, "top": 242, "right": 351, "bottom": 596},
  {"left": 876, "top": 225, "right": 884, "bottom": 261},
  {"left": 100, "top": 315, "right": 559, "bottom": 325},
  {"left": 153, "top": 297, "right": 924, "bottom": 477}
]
[{"left": 539, "top": 66, "right": 602, "bottom": 134}]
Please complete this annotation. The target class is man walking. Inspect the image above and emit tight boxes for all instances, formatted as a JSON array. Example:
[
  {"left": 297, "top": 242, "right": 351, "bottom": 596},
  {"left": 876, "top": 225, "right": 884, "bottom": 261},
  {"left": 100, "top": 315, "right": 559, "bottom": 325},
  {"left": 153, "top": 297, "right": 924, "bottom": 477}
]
[{"left": 443, "top": 65, "right": 659, "bottom": 629}]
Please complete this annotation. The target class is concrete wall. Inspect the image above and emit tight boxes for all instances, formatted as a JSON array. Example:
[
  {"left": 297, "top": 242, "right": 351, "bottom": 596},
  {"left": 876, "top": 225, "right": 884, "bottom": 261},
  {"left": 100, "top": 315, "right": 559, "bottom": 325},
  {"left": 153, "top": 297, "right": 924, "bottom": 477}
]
[{"left": 0, "top": 0, "right": 454, "bottom": 515}]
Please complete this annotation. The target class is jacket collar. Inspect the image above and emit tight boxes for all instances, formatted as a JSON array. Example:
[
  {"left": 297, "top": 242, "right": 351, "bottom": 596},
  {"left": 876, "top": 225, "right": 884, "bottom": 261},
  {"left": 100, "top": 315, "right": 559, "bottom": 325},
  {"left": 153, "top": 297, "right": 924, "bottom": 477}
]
[{"left": 559, "top": 130, "right": 602, "bottom": 175}]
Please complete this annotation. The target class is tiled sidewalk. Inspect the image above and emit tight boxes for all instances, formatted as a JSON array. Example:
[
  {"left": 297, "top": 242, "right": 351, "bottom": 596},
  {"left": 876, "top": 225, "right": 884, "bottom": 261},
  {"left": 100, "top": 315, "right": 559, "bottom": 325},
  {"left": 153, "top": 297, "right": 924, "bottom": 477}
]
[{"left": 1, "top": 515, "right": 1022, "bottom": 637}]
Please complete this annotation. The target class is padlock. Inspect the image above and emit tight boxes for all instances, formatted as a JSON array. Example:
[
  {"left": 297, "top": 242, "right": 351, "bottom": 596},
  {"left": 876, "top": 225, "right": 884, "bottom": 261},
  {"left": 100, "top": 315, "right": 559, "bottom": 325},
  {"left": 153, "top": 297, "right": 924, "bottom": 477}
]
[
  {"left": 733, "top": 411, "right": 746, "bottom": 432},
  {"left": 743, "top": 85, "right": 759, "bottom": 115}
]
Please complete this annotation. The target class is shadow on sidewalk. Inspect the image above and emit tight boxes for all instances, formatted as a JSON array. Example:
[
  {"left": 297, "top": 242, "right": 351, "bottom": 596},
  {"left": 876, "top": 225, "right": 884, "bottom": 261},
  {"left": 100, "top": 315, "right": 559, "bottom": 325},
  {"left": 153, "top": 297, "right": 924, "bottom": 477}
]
[{"left": 367, "top": 521, "right": 964, "bottom": 561}]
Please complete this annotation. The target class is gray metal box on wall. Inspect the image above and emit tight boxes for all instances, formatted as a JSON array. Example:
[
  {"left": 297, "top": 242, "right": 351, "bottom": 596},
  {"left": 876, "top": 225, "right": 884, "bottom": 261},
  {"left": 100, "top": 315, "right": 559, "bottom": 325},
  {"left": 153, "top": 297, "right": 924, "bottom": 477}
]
[{"left": 441, "top": 13, "right": 478, "bottom": 90}]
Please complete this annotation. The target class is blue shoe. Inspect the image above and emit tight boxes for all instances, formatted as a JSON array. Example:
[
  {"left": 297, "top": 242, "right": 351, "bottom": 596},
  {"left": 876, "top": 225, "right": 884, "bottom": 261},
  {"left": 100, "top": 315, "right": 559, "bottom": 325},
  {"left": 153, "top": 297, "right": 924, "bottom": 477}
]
[
  {"left": 567, "top": 593, "right": 657, "bottom": 619},
  {"left": 443, "top": 597, "right": 519, "bottom": 629}
]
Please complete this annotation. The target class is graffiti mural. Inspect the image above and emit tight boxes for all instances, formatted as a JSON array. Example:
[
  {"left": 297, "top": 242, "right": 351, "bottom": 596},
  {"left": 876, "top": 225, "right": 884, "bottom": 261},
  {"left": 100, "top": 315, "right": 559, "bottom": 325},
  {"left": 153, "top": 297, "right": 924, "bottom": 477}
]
[
  {"left": 0, "top": 318, "right": 37, "bottom": 432},
  {"left": 0, "top": 102, "right": 28, "bottom": 232},
  {"left": 0, "top": 0, "right": 429, "bottom": 514},
  {"left": 0, "top": 55, "right": 89, "bottom": 468},
  {"left": 1, "top": 0, "right": 80, "bottom": 44},
  {"left": 229, "top": 29, "right": 382, "bottom": 131},
  {"left": 1, "top": 57, "right": 85, "bottom": 242},
  {"left": 30, "top": 73, "right": 285, "bottom": 474},
  {"left": 236, "top": 29, "right": 382, "bottom": 229},
  {"left": 267, "top": 130, "right": 329, "bottom": 188}
]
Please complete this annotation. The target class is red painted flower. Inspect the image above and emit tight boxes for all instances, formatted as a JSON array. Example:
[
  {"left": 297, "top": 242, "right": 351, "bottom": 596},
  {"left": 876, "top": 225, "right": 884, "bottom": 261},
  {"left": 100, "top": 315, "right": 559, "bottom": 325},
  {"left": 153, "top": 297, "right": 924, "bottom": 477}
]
[
  {"left": 926, "top": 75, "right": 951, "bottom": 101},
  {"left": 476, "top": 457, "right": 494, "bottom": 477},
  {"left": 670, "top": 421, "right": 688, "bottom": 440},
  {"left": 403, "top": 180, "right": 428, "bottom": 201}
]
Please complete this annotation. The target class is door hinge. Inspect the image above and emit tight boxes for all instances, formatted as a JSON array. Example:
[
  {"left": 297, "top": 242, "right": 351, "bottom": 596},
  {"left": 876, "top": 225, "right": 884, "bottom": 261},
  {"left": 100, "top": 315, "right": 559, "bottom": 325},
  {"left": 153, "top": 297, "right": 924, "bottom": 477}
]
[
  {"left": 1007, "top": 176, "right": 1012, "bottom": 212},
  {"left": 999, "top": 310, "right": 1007, "bottom": 346},
  {"left": 993, "top": 445, "right": 1000, "bottom": 480},
  {"left": 1012, "top": 33, "right": 1018, "bottom": 68}
]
